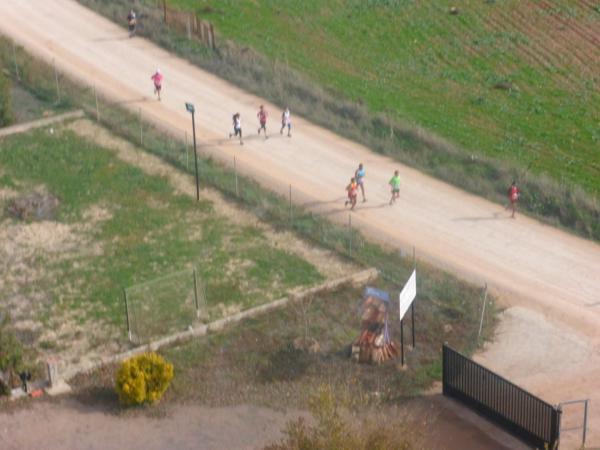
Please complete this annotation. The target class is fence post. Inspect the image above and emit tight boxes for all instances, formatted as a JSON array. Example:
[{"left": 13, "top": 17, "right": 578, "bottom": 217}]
[
  {"left": 193, "top": 268, "right": 200, "bottom": 319},
  {"left": 53, "top": 59, "right": 60, "bottom": 103},
  {"left": 551, "top": 405, "right": 562, "bottom": 449},
  {"left": 348, "top": 213, "right": 352, "bottom": 256},
  {"left": 442, "top": 344, "right": 447, "bottom": 395},
  {"left": 123, "top": 288, "right": 132, "bottom": 342},
  {"left": 46, "top": 358, "right": 59, "bottom": 388},
  {"left": 163, "top": 0, "right": 167, "bottom": 23},
  {"left": 186, "top": 14, "right": 192, "bottom": 40},
  {"left": 583, "top": 399, "right": 588, "bottom": 447},
  {"left": 477, "top": 283, "right": 488, "bottom": 340},
  {"left": 200, "top": 21, "right": 206, "bottom": 45},
  {"left": 208, "top": 23, "right": 215, "bottom": 49},
  {"left": 289, "top": 184, "right": 292, "bottom": 222},
  {"left": 12, "top": 41, "right": 20, "bottom": 81},
  {"left": 94, "top": 85, "right": 99, "bottom": 122},
  {"left": 234, "top": 156, "right": 239, "bottom": 197},
  {"left": 139, "top": 108, "right": 143, "bottom": 145}
]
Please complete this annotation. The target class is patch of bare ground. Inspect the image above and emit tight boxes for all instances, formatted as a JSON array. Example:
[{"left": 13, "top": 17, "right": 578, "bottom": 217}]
[
  {"left": 0, "top": 395, "right": 526, "bottom": 450},
  {"left": 475, "top": 306, "right": 600, "bottom": 449},
  {"left": 0, "top": 197, "right": 117, "bottom": 372},
  {"left": 0, "top": 187, "right": 18, "bottom": 204},
  {"left": 66, "top": 118, "right": 358, "bottom": 280}
]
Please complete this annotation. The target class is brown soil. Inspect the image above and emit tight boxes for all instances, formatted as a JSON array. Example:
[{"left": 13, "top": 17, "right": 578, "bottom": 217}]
[
  {"left": 6, "top": 190, "right": 59, "bottom": 221},
  {"left": 0, "top": 395, "right": 526, "bottom": 450}
]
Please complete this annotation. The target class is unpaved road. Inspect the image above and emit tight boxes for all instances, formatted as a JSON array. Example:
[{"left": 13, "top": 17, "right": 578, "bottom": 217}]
[
  {"left": 0, "top": 0, "right": 599, "bottom": 447},
  {"left": 0, "top": 396, "right": 526, "bottom": 450}
]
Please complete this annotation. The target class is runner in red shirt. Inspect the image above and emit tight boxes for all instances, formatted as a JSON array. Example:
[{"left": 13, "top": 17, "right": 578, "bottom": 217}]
[
  {"left": 151, "top": 69, "right": 163, "bottom": 101},
  {"left": 257, "top": 105, "right": 268, "bottom": 139},
  {"left": 506, "top": 180, "right": 520, "bottom": 218}
]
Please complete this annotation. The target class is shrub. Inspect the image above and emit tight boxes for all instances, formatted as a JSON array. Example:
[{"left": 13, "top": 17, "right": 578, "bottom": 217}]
[
  {"left": 115, "top": 352, "right": 174, "bottom": 406},
  {"left": 0, "top": 310, "right": 24, "bottom": 395},
  {"left": 266, "top": 384, "right": 413, "bottom": 450},
  {"left": 0, "top": 71, "right": 14, "bottom": 127}
]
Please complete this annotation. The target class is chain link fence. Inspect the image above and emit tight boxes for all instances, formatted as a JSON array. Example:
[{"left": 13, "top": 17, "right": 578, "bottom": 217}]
[{"left": 124, "top": 268, "right": 206, "bottom": 345}]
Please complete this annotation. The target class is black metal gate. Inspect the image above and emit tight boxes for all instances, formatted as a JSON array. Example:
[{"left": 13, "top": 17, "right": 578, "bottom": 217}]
[{"left": 442, "top": 344, "right": 561, "bottom": 449}]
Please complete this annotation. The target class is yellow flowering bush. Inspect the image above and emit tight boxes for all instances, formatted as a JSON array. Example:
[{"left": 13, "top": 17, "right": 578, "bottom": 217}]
[{"left": 115, "top": 352, "right": 174, "bottom": 406}]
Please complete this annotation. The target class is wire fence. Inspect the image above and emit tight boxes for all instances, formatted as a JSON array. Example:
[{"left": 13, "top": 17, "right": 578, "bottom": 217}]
[{"left": 124, "top": 268, "right": 207, "bottom": 345}]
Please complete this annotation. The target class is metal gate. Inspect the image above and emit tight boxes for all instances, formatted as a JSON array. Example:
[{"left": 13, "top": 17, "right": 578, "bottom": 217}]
[{"left": 442, "top": 344, "right": 561, "bottom": 449}]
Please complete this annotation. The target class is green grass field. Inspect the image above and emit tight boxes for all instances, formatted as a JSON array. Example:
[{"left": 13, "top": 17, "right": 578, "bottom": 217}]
[
  {"left": 0, "top": 126, "right": 323, "bottom": 360},
  {"left": 170, "top": 0, "right": 600, "bottom": 195}
]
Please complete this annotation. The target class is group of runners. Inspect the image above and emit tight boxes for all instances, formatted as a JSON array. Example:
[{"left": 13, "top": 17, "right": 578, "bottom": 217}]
[
  {"left": 138, "top": 11, "right": 522, "bottom": 218},
  {"left": 228, "top": 105, "right": 292, "bottom": 145},
  {"left": 344, "top": 165, "right": 402, "bottom": 211}
]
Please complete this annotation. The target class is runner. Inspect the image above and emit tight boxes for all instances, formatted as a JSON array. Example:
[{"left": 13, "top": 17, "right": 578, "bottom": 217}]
[
  {"left": 257, "top": 105, "right": 268, "bottom": 139},
  {"left": 127, "top": 9, "right": 136, "bottom": 38},
  {"left": 150, "top": 69, "right": 163, "bottom": 101},
  {"left": 355, "top": 163, "right": 366, "bottom": 202},
  {"left": 345, "top": 177, "right": 358, "bottom": 210},
  {"left": 229, "top": 113, "right": 243, "bottom": 145},
  {"left": 280, "top": 107, "right": 292, "bottom": 137},
  {"left": 389, "top": 170, "right": 401, "bottom": 206},
  {"left": 506, "top": 180, "right": 521, "bottom": 218}
]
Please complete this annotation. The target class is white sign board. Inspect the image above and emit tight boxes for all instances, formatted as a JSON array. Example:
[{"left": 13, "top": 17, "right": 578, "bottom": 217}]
[{"left": 399, "top": 269, "right": 417, "bottom": 321}]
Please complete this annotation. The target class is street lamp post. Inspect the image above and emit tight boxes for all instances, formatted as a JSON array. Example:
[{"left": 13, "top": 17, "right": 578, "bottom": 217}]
[{"left": 185, "top": 102, "right": 200, "bottom": 201}]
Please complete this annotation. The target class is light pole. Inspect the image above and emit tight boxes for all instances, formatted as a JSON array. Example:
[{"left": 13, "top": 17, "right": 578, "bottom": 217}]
[{"left": 185, "top": 102, "right": 200, "bottom": 201}]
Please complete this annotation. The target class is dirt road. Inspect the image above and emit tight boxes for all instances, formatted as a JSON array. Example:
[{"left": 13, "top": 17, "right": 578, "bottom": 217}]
[
  {"left": 0, "top": 0, "right": 599, "bottom": 447},
  {"left": 0, "top": 396, "right": 527, "bottom": 450}
]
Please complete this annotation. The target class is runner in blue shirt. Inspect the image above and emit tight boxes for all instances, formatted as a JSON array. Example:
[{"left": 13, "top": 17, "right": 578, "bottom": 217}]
[{"left": 355, "top": 163, "right": 366, "bottom": 202}]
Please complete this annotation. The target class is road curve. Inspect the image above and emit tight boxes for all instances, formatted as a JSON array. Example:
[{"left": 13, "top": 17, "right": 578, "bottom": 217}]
[{"left": 1, "top": 0, "right": 599, "bottom": 445}]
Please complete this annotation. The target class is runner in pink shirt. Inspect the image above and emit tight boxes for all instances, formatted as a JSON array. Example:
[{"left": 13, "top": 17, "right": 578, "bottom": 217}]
[
  {"left": 257, "top": 105, "right": 268, "bottom": 139},
  {"left": 151, "top": 69, "right": 163, "bottom": 101}
]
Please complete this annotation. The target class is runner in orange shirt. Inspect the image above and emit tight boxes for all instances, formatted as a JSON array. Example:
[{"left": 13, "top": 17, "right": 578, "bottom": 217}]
[{"left": 345, "top": 177, "right": 358, "bottom": 210}]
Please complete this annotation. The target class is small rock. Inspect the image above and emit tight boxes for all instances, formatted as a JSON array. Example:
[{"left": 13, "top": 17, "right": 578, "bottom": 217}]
[
  {"left": 493, "top": 81, "right": 513, "bottom": 91},
  {"left": 443, "top": 324, "right": 453, "bottom": 333},
  {"left": 449, "top": 6, "right": 459, "bottom": 15}
]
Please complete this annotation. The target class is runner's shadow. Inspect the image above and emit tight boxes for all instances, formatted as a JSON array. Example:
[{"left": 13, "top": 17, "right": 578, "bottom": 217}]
[
  {"left": 300, "top": 197, "right": 346, "bottom": 208},
  {"left": 110, "top": 97, "right": 148, "bottom": 106},
  {"left": 354, "top": 202, "right": 391, "bottom": 211},
  {"left": 452, "top": 212, "right": 506, "bottom": 222},
  {"left": 319, "top": 202, "right": 389, "bottom": 217},
  {"left": 89, "top": 36, "right": 130, "bottom": 42}
]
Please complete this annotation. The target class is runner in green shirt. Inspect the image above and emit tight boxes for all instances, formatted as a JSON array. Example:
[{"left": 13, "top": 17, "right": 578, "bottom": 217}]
[{"left": 389, "top": 170, "right": 401, "bottom": 205}]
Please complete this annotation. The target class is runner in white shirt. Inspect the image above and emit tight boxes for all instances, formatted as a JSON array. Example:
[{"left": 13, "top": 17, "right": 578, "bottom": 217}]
[
  {"left": 280, "top": 107, "right": 292, "bottom": 137},
  {"left": 229, "top": 112, "right": 243, "bottom": 145}
]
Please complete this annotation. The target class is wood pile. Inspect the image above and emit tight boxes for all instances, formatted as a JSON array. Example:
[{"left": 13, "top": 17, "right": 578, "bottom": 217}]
[{"left": 351, "top": 295, "right": 399, "bottom": 364}]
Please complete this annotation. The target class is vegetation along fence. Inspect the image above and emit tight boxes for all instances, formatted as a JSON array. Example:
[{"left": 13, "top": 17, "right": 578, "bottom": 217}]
[
  {"left": 442, "top": 344, "right": 561, "bottom": 449},
  {"left": 161, "top": 2, "right": 215, "bottom": 49}
]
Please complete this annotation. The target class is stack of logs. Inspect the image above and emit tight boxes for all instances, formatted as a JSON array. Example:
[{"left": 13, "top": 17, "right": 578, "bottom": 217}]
[{"left": 351, "top": 295, "right": 399, "bottom": 364}]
